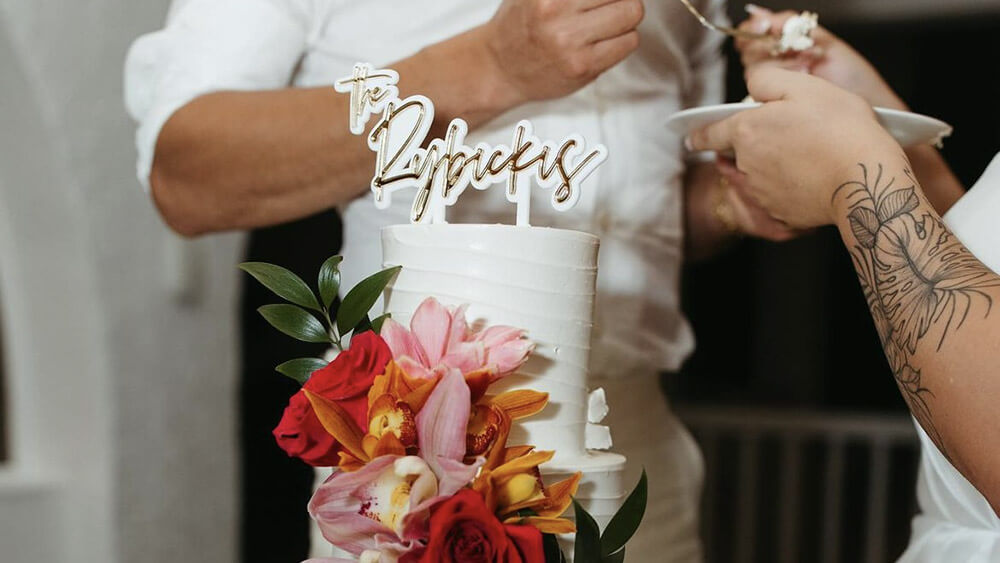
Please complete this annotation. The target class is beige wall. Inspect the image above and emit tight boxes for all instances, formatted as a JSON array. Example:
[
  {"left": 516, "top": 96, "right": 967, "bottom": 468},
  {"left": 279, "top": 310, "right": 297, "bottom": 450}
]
[{"left": 0, "top": 1, "right": 243, "bottom": 562}]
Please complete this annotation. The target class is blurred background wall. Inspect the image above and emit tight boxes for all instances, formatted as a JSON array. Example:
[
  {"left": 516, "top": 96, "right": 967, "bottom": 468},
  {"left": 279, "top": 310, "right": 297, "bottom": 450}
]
[{"left": 0, "top": 1, "right": 243, "bottom": 562}]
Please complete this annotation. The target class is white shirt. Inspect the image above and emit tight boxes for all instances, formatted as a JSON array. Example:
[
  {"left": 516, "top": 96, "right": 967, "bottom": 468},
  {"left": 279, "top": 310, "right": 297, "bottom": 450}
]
[
  {"left": 899, "top": 153, "right": 1000, "bottom": 562},
  {"left": 124, "top": 0, "right": 727, "bottom": 377}
]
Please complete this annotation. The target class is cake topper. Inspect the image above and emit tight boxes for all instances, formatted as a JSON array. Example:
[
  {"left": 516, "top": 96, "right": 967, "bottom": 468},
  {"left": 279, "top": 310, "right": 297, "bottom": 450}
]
[{"left": 335, "top": 62, "right": 608, "bottom": 226}]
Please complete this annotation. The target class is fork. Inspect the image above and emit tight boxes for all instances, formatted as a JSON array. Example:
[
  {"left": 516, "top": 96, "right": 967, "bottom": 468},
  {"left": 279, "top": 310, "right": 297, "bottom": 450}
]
[{"left": 676, "top": 0, "right": 772, "bottom": 41}]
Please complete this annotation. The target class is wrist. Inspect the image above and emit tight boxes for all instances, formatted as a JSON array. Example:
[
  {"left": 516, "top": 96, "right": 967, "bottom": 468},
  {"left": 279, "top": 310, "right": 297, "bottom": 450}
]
[
  {"left": 712, "top": 176, "right": 742, "bottom": 237},
  {"left": 414, "top": 26, "right": 525, "bottom": 127},
  {"left": 828, "top": 136, "right": 906, "bottom": 221},
  {"left": 466, "top": 24, "right": 529, "bottom": 113}
]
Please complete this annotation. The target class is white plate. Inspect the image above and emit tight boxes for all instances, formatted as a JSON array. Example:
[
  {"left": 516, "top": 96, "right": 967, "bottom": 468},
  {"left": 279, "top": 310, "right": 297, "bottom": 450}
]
[{"left": 667, "top": 102, "right": 953, "bottom": 149}]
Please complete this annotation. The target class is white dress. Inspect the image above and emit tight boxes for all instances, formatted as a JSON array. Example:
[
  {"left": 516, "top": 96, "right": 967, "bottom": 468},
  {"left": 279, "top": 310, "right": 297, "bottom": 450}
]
[
  {"left": 124, "top": 1, "right": 728, "bottom": 560},
  {"left": 898, "top": 153, "right": 1000, "bottom": 562}
]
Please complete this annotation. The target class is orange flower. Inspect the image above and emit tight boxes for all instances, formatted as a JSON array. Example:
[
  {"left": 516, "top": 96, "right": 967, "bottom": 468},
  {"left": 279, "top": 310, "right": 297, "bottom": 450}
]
[
  {"left": 467, "top": 388, "right": 580, "bottom": 535},
  {"left": 310, "top": 360, "right": 440, "bottom": 471},
  {"left": 368, "top": 360, "right": 438, "bottom": 412},
  {"left": 466, "top": 389, "right": 548, "bottom": 461}
]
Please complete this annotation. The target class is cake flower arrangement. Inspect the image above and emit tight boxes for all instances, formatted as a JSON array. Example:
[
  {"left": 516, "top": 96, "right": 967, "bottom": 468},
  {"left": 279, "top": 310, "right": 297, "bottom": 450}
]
[{"left": 241, "top": 256, "right": 647, "bottom": 563}]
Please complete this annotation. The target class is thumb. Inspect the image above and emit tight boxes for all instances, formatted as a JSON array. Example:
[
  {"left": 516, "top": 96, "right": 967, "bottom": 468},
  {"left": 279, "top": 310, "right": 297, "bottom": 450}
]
[
  {"left": 746, "top": 65, "right": 814, "bottom": 102},
  {"left": 688, "top": 114, "right": 739, "bottom": 153}
]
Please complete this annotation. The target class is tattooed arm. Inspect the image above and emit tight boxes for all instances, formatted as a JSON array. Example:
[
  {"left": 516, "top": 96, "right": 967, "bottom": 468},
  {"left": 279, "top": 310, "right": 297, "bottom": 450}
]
[
  {"left": 691, "top": 67, "right": 1000, "bottom": 513},
  {"left": 831, "top": 161, "right": 1000, "bottom": 473}
]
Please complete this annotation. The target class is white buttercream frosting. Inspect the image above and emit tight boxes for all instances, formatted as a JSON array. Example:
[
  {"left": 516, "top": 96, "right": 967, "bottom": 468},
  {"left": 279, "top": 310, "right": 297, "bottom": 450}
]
[
  {"left": 586, "top": 424, "right": 613, "bottom": 450},
  {"left": 588, "top": 388, "right": 610, "bottom": 424},
  {"left": 778, "top": 11, "right": 818, "bottom": 53},
  {"left": 381, "top": 223, "right": 627, "bottom": 562},
  {"left": 383, "top": 223, "right": 599, "bottom": 459}
]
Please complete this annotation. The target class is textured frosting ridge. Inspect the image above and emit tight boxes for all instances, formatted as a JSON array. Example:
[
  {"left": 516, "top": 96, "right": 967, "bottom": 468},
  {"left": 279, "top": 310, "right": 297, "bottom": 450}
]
[
  {"left": 381, "top": 223, "right": 626, "bottom": 561},
  {"left": 383, "top": 223, "right": 599, "bottom": 459}
]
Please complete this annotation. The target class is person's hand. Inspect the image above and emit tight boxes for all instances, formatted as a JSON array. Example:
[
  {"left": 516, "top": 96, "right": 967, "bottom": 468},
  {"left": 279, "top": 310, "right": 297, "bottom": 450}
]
[
  {"left": 689, "top": 67, "right": 901, "bottom": 229},
  {"left": 716, "top": 159, "right": 802, "bottom": 242},
  {"left": 737, "top": 5, "right": 907, "bottom": 111},
  {"left": 480, "top": 0, "right": 643, "bottom": 104}
]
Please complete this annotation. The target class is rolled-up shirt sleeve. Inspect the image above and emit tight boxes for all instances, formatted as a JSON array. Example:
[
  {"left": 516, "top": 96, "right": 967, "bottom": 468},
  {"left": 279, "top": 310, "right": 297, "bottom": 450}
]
[{"left": 124, "top": 0, "right": 311, "bottom": 189}]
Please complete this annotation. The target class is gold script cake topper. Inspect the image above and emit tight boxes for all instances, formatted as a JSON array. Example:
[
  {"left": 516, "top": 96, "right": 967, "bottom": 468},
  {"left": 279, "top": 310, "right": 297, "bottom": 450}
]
[{"left": 335, "top": 62, "right": 608, "bottom": 226}]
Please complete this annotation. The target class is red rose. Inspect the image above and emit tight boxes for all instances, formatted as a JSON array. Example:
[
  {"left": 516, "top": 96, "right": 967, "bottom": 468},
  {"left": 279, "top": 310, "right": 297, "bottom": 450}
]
[
  {"left": 420, "top": 489, "right": 545, "bottom": 563},
  {"left": 304, "top": 331, "right": 392, "bottom": 429},
  {"left": 273, "top": 331, "right": 392, "bottom": 466},
  {"left": 273, "top": 391, "right": 342, "bottom": 466}
]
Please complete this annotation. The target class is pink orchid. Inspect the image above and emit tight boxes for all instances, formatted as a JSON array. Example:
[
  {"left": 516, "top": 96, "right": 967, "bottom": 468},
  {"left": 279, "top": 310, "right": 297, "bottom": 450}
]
[
  {"left": 308, "top": 370, "right": 484, "bottom": 559},
  {"left": 308, "top": 455, "right": 435, "bottom": 559},
  {"left": 415, "top": 368, "right": 483, "bottom": 492},
  {"left": 380, "top": 297, "right": 534, "bottom": 381}
]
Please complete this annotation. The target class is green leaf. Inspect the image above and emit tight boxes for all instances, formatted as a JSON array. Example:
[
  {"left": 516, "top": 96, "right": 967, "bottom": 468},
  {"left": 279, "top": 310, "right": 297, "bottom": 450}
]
[
  {"left": 351, "top": 315, "right": 373, "bottom": 340},
  {"left": 240, "top": 262, "right": 321, "bottom": 311},
  {"left": 574, "top": 499, "right": 602, "bottom": 563},
  {"left": 371, "top": 313, "right": 391, "bottom": 334},
  {"left": 600, "top": 469, "right": 648, "bottom": 557},
  {"left": 542, "top": 533, "right": 566, "bottom": 563},
  {"left": 602, "top": 549, "right": 625, "bottom": 563},
  {"left": 336, "top": 265, "right": 401, "bottom": 336},
  {"left": 318, "top": 255, "right": 343, "bottom": 311},
  {"left": 350, "top": 313, "right": 391, "bottom": 342},
  {"left": 258, "top": 304, "right": 330, "bottom": 343},
  {"left": 275, "top": 357, "right": 328, "bottom": 385}
]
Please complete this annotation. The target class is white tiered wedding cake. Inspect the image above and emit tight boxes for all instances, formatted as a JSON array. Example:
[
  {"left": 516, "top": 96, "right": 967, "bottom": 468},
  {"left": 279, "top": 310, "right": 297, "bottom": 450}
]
[{"left": 382, "top": 223, "right": 628, "bottom": 556}]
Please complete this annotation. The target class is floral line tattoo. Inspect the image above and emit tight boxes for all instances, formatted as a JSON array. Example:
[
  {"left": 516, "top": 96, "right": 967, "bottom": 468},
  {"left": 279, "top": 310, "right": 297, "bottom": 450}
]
[{"left": 833, "top": 162, "right": 998, "bottom": 459}]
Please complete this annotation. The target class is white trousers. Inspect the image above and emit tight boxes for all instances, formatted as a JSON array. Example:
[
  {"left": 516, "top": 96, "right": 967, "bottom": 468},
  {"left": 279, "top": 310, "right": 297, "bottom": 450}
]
[{"left": 595, "top": 373, "right": 705, "bottom": 563}]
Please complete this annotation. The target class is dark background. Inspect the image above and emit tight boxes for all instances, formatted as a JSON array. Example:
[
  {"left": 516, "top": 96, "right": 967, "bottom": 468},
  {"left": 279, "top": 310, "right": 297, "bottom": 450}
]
[
  {"left": 678, "top": 9, "right": 1000, "bottom": 421},
  {"left": 673, "top": 7, "right": 1000, "bottom": 563}
]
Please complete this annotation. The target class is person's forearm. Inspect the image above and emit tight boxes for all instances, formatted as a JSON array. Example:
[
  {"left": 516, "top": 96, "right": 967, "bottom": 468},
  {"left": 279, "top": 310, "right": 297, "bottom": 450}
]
[
  {"left": 684, "top": 162, "right": 737, "bottom": 261},
  {"left": 151, "top": 26, "right": 518, "bottom": 236},
  {"left": 858, "top": 95, "right": 965, "bottom": 215},
  {"left": 832, "top": 153, "right": 1000, "bottom": 513},
  {"left": 844, "top": 93, "right": 965, "bottom": 215},
  {"left": 904, "top": 144, "right": 965, "bottom": 215}
]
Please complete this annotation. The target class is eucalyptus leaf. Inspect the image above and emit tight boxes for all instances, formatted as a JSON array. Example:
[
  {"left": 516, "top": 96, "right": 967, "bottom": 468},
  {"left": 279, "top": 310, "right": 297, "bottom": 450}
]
[
  {"left": 258, "top": 304, "right": 330, "bottom": 343},
  {"left": 573, "top": 500, "right": 602, "bottom": 563},
  {"left": 336, "top": 265, "right": 401, "bottom": 336},
  {"left": 275, "top": 357, "right": 328, "bottom": 385},
  {"left": 240, "top": 262, "right": 321, "bottom": 311},
  {"left": 318, "top": 255, "right": 343, "bottom": 311},
  {"left": 371, "top": 313, "right": 391, "bottom": 334},
  {"left": 542, "top": 533, "right": 566, "bottom": 563},
  {"left": 600, "top": 469, "right": 648, "bottom": 557}
]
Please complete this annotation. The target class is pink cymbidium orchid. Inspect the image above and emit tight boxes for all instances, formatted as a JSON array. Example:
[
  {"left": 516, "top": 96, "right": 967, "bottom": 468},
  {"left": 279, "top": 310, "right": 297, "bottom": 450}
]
[
  {"left": 415, "top": 368, "right": 483, "bottom": 492},
  {"left": 308, "top": 370, "right": 484, "bottom": 560},
  {"left": 380, "top": 297, "right": 533, "bottom": 382},
  {"left": 308, "top": 455, "right": 434, "bottom": 559}
]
